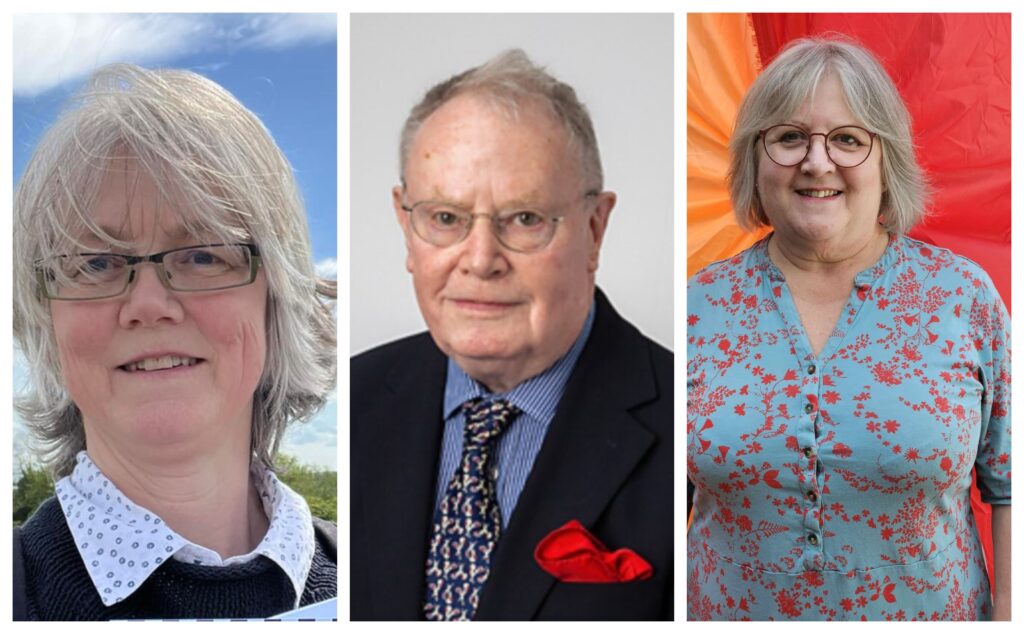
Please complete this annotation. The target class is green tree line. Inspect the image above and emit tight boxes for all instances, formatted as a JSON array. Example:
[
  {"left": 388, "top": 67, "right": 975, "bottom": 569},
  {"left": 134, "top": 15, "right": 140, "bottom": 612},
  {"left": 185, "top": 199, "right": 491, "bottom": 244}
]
[{"left": 13, "top": 454, "right": 336, "bottom": 527}]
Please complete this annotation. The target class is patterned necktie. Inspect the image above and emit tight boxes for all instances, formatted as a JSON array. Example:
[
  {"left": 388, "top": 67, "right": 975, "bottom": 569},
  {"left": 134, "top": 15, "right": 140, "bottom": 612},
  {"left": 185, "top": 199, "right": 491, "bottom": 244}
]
[{"left": 423, "top": 398, "right": 521, "bottom": 621}]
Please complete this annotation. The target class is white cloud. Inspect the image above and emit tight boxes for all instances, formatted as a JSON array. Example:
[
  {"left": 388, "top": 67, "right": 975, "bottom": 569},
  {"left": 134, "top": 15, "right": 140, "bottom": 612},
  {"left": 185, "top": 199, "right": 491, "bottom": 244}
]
[
  {"left": 14, "top": 14, "right": 207, "bottom": 98},
  {"left": 315, "top": 257, "right": 337, "bottom": 280},
  {"left": 13, "top": 14, "right": 337, "bottom": 98},
  {"left": 281, "top": 393, "right": 337, "bottom": 471},
  {"left": 238, "top": 14, "right": 337, "bottom": 50}
]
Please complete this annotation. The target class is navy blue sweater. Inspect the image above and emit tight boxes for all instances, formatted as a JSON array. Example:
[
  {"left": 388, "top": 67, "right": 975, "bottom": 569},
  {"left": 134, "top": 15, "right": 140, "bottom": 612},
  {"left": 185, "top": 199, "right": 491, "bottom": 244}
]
[{"left": 16, "top": 497, "right": 336, "bottom": 620}]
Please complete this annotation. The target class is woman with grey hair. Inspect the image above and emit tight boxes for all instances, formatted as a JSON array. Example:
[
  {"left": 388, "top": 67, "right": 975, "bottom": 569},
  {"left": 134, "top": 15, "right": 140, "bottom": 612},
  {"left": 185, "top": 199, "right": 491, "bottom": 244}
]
[
  {"left": 13, "top": 64, "right": 337, "bottom": 620},
  {"left": 687, "top": 37, "right": 1010, "bottom": 620}
]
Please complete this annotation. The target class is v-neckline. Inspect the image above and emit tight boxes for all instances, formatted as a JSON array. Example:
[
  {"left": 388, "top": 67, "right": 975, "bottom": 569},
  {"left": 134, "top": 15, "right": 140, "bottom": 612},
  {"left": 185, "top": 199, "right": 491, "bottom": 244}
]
[{"left": 756, "top": 233, "right": 897, "bottom": 367}]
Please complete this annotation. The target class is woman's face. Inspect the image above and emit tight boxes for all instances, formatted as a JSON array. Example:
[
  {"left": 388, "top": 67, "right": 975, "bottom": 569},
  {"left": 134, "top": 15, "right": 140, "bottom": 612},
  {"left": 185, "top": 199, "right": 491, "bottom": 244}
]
[
  {"left": 50, "top": 162, "right": 268, "bottom": 460},
  {"left": 756, "top": 72, "right": 885, "bottom": 253}
]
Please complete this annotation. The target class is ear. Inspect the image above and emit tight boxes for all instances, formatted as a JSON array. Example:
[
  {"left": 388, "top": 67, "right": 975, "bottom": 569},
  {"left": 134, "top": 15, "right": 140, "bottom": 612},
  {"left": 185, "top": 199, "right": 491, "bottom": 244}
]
[
  {"left": 392, "top": 185, "right": 415, "bottom": 273},
  {"left": 586, "top": 191, "right": 616, "bottom": 273}
]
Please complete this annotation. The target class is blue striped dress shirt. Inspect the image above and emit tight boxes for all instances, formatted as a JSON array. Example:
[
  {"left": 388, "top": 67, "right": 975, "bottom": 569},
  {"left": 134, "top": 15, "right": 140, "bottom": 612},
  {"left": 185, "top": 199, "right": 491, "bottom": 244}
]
[{"left": 435, "top": 302, "right": 596, "bottom": 528}]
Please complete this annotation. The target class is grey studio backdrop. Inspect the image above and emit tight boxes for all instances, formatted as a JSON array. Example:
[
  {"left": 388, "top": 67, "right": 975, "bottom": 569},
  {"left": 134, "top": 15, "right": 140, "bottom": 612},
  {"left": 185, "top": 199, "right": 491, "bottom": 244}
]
[{"left": 350, "top": 13, "right": 673, "bottom": 355}]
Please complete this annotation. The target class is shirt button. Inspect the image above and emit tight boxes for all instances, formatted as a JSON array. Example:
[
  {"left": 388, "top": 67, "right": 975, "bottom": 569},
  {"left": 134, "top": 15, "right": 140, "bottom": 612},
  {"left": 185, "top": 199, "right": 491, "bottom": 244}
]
[
  {"left": 806, "top": 491, "right": 818, "bottom": 503},
  {"left": 804, "top": 403, "right": 814, "bottom": 414},
  {"left": 807, "top": 364, "right": 816, "bottom": 375},
  {"left": 803, "top": 447, "right": 814, "bottom": 459},
  {"left": 807, "top": 533, "right": 819, "bottom": 546}
]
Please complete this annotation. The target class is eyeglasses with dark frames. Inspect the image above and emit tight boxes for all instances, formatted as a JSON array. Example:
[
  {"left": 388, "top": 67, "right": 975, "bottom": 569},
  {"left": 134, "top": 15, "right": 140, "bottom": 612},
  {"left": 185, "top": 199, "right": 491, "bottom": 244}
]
[
  {"left": 400, "top": 190, "right": 601, "bottom": 253},
  {"left": 759, "top": 124, "right": 878, "bottom": 168},
  {"left": 36, "top": 243, "right": 262, "bottom": 300}
]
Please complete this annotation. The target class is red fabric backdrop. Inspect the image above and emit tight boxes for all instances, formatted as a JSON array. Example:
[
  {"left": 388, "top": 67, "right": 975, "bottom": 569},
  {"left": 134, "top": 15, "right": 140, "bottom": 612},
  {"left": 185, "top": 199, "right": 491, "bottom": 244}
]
[
  {"left": 750, "top": 13, "right": 1011, "bottom": 311},
  {"left": 748, "top": 12, "right": 1011, "bottom": 591}
]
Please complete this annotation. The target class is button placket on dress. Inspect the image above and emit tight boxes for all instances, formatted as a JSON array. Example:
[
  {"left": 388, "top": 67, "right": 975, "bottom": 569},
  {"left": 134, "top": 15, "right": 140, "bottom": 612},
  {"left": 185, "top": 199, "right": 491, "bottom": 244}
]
[
  {"left": 759, "top": 253, "right": 827, "bottom": 571},
  {"left": 800, "top": 278, "right": 876, "bottom": 570},
  {"left": 761, "top": 240, "right": 887, "bottom": 573},
  {"left": 801, "top": 392, "right": 824, "bottom": 569},
  {"left": 804, "top": 270, "right": 880, "bottom": 571},
  {"left": 804, "top": 364, "right": 822, "bottom": 514}
]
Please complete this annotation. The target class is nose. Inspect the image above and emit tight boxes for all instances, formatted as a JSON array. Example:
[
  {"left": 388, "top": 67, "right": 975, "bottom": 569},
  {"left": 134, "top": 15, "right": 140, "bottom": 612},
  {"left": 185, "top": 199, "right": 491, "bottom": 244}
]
[
  {"left": 457, "top": 216, "right": 510, "bottom": 279},
  {"left": 118, "top": 264, "right": 185, "bottom": 328},
  {"left": 800, "top": 134, "right": 835, "bottom": 177}
]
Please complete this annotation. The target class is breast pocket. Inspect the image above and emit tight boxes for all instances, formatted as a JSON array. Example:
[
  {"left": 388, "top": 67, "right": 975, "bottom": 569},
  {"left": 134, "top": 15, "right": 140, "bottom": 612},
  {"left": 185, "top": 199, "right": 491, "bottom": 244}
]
[{"left": 538, "top": 576, "right": 669, "bottom": 620}]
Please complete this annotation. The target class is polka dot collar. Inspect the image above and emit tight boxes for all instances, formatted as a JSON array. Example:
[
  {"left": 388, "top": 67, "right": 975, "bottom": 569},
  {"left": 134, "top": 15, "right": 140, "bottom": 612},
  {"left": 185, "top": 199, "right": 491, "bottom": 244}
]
[{"left": 55, "top": 451, "right": 315, "bottom": 608}]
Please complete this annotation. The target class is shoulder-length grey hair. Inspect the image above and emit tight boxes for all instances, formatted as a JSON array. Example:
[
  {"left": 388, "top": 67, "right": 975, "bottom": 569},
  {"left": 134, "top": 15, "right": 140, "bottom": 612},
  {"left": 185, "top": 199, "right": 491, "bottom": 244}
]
[
  {"left": 399, "top": 48, "right": 604, "bottom": 190},
  {"left": 13, "top": 64, "right": 336, "bottom": 478},
  {"left": 728, "top": 36, "right": 929, "bottom": 234}
]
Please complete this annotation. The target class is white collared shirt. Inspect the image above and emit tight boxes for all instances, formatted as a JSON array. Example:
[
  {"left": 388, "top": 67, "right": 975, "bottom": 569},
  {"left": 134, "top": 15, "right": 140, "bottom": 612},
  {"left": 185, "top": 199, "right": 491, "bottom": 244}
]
[{"left": 55, "top": 451, "right": 315, "bottom": 607}]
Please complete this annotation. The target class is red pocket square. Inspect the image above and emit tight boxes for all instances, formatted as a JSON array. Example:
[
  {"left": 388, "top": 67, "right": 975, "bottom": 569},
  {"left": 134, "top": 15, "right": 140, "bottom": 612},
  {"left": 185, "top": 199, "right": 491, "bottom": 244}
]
[{"left": 534, "top": 520, "right": 653, "bottom": 583}]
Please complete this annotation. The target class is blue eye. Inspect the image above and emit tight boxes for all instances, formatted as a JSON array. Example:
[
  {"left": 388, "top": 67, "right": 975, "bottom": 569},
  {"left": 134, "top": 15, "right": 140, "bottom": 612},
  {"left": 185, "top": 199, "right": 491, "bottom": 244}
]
[
  {"left": 74, "top": 255, "right": 125, "bottom": 278},
  {"left": 84, "top": 257, "right": 112, "bottom": 272},
  {"left": 173, "top": 248, "right": 226, "bottom": 267},
  {"left": 187, "top": 250, "right": 219, "bottom": 265}
]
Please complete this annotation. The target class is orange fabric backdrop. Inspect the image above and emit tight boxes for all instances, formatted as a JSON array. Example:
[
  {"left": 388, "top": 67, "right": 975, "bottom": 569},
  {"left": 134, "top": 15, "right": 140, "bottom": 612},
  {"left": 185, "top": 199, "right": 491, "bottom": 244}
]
[{"left": 686, "top": 13, "right": 767, "bottom": 278}]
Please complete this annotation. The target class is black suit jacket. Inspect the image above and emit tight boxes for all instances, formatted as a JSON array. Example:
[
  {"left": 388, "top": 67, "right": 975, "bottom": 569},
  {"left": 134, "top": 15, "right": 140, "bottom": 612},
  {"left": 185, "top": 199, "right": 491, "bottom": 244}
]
[{"left": 350, "top": 289, "right": 673, "bottom": 620}]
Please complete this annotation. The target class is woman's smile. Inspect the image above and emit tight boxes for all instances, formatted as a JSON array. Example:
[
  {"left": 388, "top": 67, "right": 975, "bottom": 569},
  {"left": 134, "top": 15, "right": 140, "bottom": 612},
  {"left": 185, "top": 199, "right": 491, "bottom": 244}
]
[
  {"left": 756, "top": 73, "right": 884, "bottom": 252},
  {"left": 50, "top": 163, "right": 268, "bottom": 449}
]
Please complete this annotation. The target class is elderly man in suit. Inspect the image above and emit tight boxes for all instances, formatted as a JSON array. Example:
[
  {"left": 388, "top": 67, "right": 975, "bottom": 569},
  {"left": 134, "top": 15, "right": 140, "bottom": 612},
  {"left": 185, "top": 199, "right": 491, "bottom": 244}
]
[{"left": 351, "top": 49, "right": 673, "bottom": 621}]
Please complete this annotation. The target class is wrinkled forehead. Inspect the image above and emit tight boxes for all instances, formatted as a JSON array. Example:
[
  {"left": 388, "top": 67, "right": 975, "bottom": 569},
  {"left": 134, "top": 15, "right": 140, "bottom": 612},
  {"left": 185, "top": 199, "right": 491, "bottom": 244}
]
[
  {"left": 49, "top": 154, "right": 251, "bottom": 254},
  {"left": 405, "top": 93, "right": 583, "bottom": 205},
  {"left": 414, "top": 92, "right": 574, "bottom": 154}
]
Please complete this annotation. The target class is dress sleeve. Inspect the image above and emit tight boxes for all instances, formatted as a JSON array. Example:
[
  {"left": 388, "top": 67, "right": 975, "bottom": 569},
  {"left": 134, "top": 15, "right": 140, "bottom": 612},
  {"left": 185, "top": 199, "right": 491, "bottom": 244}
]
[{"left": 971, "top": 272, "right": 1011, "bottom": 505}]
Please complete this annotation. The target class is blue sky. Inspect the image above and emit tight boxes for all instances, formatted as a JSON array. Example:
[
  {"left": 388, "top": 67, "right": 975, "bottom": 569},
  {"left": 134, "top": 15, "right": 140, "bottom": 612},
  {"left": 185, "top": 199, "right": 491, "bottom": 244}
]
[{"left": 12, "top": 14, "right": 338, "bottom": 472}]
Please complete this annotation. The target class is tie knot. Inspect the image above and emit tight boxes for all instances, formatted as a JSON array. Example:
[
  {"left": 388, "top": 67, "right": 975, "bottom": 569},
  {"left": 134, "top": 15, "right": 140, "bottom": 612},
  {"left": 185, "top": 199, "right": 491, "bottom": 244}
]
[{"left": 462, "top": 398, "right": 520, "bottom": 446}]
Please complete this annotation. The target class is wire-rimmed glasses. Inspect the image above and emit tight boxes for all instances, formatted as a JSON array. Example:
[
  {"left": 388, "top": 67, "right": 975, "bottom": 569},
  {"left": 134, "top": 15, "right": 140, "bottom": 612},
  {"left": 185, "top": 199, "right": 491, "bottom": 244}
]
[
  {"left": 401, "top": 191, "right": 600, "bottom": 253},
  {"left": 760, "top": 124, "right": 877, "bottom": 168},
  {"left": 36, "top": 243, "right": 262, "bottom": 300}
]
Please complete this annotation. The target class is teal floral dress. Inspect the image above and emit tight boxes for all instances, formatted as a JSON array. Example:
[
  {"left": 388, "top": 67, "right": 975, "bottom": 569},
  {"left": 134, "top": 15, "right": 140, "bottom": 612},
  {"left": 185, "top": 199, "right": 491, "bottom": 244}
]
[{"left": 687, "top": 235, "right": 1010, "bottom": 620}]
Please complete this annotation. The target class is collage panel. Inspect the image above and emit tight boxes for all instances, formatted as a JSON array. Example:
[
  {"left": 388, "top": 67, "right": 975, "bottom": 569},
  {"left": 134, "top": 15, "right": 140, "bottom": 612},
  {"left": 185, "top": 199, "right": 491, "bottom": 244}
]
[
  {"left": 350, "top": 12, "right": 674, "bottom": 621},
  {"left": 686, "top": 12, "right": 1011, "bottom": 622},
  {"left": 11, "top": 13, "right": 338, "bottom": 621}
]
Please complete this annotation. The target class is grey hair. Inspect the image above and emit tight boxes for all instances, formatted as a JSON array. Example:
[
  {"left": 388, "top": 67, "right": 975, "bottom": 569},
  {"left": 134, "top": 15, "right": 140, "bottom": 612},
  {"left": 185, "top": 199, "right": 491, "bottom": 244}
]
[
  {"left": 728, "top": 35, "right": 929, "bottom": 234},
  {"left": 399, "top": 48, "right": 603, "bottom": 190},
  {"left": 13, "top": 63, "right": 336, "bottom": 478}
]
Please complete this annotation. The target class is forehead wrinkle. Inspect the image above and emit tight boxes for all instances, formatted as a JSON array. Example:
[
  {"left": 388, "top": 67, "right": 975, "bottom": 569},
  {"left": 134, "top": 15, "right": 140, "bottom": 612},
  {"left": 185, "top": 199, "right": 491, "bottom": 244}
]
[{"left": 409, "top": 94, "right": 577, "bottom": 207}]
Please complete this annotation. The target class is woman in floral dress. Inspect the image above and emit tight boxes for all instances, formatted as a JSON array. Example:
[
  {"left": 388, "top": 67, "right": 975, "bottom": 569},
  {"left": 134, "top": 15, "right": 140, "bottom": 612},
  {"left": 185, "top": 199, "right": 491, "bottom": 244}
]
[{"left": 687, "top": 37, "right": 1010, "bottom": 620}]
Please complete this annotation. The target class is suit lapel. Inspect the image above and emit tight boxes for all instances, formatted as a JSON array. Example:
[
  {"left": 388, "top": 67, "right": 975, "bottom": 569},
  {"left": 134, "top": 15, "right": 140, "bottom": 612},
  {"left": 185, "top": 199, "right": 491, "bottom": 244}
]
[
  {"left": 474, "top": 291, "right": 659, "bottom": 620},
  {"left": 360, "top": 338, "right": 447, "bottom": 619}
]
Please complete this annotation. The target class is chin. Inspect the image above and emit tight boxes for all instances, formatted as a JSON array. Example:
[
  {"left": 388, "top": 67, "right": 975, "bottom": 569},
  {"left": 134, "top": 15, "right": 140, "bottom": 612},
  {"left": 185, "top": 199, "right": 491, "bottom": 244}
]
[
  {"left": 445, "top": 340, "right": 518, "bottom": 364},
  {"left": 123, "top": 402, "right": 212, "bottom": 444},
  {"left": 790, "top": 220, "right": 847, "bottom": 242}
]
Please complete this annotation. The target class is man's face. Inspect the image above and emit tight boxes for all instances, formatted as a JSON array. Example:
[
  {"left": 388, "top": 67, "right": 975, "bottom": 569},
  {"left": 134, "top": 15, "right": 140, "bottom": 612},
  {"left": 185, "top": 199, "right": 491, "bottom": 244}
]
[{"left": 394, "top": 93, "right": 614, "bottom": 392}]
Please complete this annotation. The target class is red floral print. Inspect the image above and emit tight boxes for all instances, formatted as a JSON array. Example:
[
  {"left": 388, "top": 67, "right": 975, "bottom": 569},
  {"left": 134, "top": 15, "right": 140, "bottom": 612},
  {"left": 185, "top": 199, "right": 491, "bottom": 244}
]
[{"left": 688, "top": 236, "right": 1010, "bottom": 620}]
